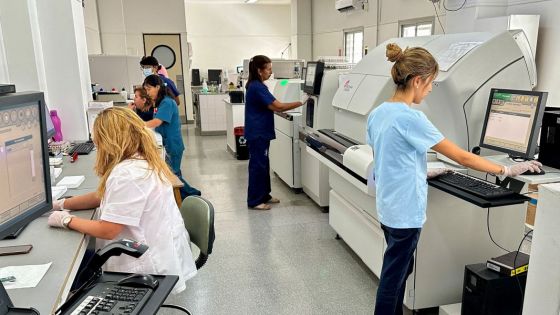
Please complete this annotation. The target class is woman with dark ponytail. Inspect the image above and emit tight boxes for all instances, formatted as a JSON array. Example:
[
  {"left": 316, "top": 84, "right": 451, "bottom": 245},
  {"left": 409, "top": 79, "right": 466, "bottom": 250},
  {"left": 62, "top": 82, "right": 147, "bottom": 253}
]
[
  {"left": 367, "top": 44, "right": 541, "bottom": 315},
  {"left": 244, "top": 55, "right": 308, "bottom": 210},
  {"left": 144, "top": 74, "right": 201, "bottom": 199}
]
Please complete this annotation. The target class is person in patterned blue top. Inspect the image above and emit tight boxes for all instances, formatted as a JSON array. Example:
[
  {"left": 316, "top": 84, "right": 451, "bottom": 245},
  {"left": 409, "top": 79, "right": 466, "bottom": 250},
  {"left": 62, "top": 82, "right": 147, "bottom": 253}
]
[
  {"left": 368, "top": 43, "right": 541, "bottom": 315},
  {"left": 244, "top": 55, "right": 309, "bottom": 210},
  {"left": 144, "top": 75, "right": 201, "bottom": 199}
]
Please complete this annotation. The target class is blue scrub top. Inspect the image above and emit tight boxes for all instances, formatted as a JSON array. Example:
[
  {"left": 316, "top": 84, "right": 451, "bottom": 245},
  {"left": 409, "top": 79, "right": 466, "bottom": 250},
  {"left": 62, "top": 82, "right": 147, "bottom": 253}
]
[
  {"left": 155, "top": 96, "right": 184, "bottom": 155},
  {"left": 160, "top": 74, "right": 180, "bottom": 97},
  {"left": 366, "top": 102, "right": 444, "bottom": 229},
  {"left": 244, "top": 81, "right": 276, "bottom": 141}
]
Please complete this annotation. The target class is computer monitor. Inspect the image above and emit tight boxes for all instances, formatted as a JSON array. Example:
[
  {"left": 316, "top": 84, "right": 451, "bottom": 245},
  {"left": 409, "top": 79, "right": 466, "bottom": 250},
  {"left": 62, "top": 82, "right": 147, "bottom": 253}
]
[
  {"left": 0, "top": 92, "right": 53, "bottom": 240},
  {"left": 207, "top": 69, "right": 222, "bottom": 86},
  {"left": 479, "top": 88, "right": 548, "bottom": 159},
  {"left": 303, "top": 61, "right": 324, "bottom": 95}
]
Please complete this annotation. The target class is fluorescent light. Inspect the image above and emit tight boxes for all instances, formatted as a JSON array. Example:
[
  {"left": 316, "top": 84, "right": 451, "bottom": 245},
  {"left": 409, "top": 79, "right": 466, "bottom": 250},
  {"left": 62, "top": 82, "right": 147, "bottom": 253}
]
[{"left": 245, "top": 0, "right": 258, "bottom": 3}]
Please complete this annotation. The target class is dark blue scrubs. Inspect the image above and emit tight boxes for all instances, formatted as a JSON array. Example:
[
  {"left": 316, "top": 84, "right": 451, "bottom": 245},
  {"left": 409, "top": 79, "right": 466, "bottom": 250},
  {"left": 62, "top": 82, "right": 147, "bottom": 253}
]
[
  {"left": 244, "top": 80, "right": 276, "bottom": 207},
  {"left": 134, "top": 107, "right": 154, "bottom": 121},
  {"left": 155, "top": 96, "right": 201, "bottom": 199}
]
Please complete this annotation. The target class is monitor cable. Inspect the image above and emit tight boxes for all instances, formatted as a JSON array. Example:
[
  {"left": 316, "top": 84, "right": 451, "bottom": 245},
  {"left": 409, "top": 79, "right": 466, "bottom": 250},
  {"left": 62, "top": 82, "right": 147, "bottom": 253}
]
[
  {"left": 486, "top": 207, "right": 510, "bottom": 253},
  {"left": 461, "top": 56, "right": 523, "bottom": 152},
  {"left": 160, "top": 304, "right": 193, "bottom": 315}
]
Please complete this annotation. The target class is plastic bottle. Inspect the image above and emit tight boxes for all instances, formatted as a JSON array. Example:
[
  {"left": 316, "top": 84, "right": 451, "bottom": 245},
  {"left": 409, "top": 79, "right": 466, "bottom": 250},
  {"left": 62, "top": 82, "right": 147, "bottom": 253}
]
[
  {"left": 120, "top": 87, "right": 128, "bottom": 100},
  {"left": 202, "top": 80, "right": 209, "bottom": 93},
  {"left": 50, "top": 110, "right": 63, "bottom": 141}
]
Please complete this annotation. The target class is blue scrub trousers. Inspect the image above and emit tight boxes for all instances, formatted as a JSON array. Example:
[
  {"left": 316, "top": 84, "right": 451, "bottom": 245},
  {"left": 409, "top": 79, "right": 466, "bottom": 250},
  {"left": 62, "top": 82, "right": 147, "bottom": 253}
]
[
  {"left": 374, "top": 224, "right": 421, "bottom": 315},
  {"left": 247, "top": 138, "right": 272, "bottom": 207},
  {"left": 167, "top": 151, "right": 201, "bottom": 199}
]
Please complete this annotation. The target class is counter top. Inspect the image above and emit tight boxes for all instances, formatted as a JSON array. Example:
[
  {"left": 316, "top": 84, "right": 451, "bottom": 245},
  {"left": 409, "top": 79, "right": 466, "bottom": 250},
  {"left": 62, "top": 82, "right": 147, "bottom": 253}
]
[{"left": 223, "top": 99, "right": 245, "bottom": 105}]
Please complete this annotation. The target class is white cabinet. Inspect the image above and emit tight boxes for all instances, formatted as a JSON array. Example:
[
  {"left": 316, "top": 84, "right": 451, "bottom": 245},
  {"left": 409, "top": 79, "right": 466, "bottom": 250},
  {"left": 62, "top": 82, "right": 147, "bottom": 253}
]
[{"left": 196, "top": 93, "right": 227, "bottom": 135}]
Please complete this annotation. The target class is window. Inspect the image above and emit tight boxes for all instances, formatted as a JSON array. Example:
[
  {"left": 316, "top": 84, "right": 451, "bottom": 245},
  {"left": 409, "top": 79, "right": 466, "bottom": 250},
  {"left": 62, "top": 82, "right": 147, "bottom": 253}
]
[
  {"left": 344, "top": 29, "right": 363, "bottom": 64},
  {"left": 400, "top": 19, "right": 434, "bottom": 38}
]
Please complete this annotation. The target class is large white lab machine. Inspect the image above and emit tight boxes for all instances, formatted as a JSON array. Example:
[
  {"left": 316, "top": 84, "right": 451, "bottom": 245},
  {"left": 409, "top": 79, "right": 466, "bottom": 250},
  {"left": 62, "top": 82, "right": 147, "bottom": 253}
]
[
  {"left": 268, "top": 79, "right": 304, "bottom": 189},
  {"left": 299, "top": 68, "right": 346, "bottom": 208},
  {"left": 309, "top": 31, "right": 537, "bottom": 310}
]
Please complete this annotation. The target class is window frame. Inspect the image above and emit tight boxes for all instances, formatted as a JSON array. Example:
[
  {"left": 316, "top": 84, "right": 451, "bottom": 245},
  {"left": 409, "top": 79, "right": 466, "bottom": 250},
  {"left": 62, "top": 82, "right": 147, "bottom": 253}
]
[
  {"left": 399, "top": 17, "right": 435, "bottom": 38},
  {"left": 343, "top": 27, "right": 364, "bottom": 64}
]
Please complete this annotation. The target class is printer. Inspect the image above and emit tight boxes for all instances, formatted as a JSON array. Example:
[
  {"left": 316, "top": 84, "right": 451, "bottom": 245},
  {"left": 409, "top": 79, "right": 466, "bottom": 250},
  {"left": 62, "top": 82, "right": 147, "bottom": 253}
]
[{"left": 310, "top": 30, "right": 537, "bottom": 310}]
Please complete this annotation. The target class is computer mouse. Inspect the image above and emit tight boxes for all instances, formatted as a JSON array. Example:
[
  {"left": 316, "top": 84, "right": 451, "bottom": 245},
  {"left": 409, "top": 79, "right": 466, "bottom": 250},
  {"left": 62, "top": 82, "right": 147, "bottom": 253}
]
[
  {"left": 117, "top": 273, "right": 159, "bottom": 289},
  {"left": 521, "top": 168, "right": 546, "bottom": 176}
]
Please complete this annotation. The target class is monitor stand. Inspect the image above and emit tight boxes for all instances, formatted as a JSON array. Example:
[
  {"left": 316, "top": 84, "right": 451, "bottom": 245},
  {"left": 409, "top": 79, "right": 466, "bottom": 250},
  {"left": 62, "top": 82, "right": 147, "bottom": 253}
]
[
  {"left": 1, "top": 224, "right": 28, "bottom": 240},
  {"left": 0, "top": 282, "right": 39, "bottom": 315}
]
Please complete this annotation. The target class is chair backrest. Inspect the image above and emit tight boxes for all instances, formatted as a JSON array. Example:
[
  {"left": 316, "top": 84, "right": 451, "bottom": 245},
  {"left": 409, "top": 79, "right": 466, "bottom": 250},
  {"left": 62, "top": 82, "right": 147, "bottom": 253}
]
[{"left": 180, "top": 196, "right": 215, "bottom": 269}]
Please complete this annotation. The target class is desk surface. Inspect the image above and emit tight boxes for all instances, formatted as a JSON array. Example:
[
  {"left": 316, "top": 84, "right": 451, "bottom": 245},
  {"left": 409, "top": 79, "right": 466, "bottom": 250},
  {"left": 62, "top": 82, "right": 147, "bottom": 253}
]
[
  {"left": 486, "top": 155, "right": 560, "bottom": 184},
  {"left": 1, "top": 153, "right": 98, "bottom": 314}
]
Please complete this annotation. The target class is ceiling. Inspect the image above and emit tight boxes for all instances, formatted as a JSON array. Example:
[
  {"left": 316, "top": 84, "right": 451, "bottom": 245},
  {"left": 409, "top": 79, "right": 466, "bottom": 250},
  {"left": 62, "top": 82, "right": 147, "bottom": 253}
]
[{"left": 185, "top": 0, "right": 291, "bottom": 4}]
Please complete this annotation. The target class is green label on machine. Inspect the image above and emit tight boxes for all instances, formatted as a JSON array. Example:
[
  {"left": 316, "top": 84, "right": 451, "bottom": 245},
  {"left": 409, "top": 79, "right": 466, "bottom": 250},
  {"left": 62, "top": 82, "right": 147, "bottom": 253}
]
[{"left": 280, "top": 80, "right": 289, "bottom": 86}]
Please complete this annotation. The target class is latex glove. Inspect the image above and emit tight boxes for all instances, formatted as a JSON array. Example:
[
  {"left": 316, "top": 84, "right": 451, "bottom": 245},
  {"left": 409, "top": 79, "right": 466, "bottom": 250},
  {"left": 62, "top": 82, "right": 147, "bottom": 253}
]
[
  {"left": 48, "top": 210, "right": 74, "bottom": 229},
  {"left": 427, "top": 168, "right": 450, "bottom": 179},
  {"left": 52, "top": 198, "right": 66, "bottom": 211},
  {"left": 503, "top": 160, "right": 543, "bottom": 177},
  {"left": 300, "top": 93, "right": 310, "bottom": 105}
]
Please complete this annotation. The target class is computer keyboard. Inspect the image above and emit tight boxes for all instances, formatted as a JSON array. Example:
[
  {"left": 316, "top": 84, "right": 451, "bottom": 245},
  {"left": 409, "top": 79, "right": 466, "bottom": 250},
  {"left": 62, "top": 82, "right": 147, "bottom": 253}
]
[
  {"left": 70, "top": 284, "right": 152, "bottom": 315},
  {"left": 68, "top": 142, "right": 95, "bottom": 155},
  {"left": 435, "top": 171, "right": 514, "bottom": 199}
]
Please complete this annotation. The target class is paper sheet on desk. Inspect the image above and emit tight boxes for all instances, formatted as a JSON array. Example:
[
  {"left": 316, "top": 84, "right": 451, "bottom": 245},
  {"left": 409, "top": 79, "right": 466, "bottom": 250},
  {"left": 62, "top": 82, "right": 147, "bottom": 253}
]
[
  {"left": 0, "top": 262, "right": 52, "bottom": 289},
  {"left": 428, "top": 162, "right": 446, "bottom": 170}
]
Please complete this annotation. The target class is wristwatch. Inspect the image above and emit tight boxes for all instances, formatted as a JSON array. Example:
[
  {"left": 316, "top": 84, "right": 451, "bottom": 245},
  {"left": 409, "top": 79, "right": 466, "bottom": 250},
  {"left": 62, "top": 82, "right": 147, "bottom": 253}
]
[{"left": 62, "top": 215, "right": 74, "bottom": 229}]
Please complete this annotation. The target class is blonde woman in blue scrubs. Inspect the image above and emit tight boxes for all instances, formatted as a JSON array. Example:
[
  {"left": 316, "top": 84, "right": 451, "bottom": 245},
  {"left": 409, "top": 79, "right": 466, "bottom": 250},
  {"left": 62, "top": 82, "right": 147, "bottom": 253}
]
[{"left": 367, "top": 43, "right": 542, "bottom": 315}]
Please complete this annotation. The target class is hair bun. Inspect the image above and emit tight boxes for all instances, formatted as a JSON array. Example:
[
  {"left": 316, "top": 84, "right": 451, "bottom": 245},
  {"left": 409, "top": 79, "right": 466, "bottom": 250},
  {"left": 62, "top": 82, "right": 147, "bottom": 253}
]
[{"left": 386, "top": 43, "right": 404, "bottom": 63}]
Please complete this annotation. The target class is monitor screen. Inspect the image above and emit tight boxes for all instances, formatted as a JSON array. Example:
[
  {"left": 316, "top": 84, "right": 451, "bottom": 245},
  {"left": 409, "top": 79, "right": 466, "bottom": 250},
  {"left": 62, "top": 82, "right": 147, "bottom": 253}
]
[
  {"left": 479, "top": 88, "right": 548, "bottom": 159},
  {"left": 305, "top": 63, "right": 316, "bottom": 88},
  {"left": 0, "top": 92, "right": 52, "bottom": 239},
  {"left": 207, "top": 69, "right": 222, "bottom": 85}
]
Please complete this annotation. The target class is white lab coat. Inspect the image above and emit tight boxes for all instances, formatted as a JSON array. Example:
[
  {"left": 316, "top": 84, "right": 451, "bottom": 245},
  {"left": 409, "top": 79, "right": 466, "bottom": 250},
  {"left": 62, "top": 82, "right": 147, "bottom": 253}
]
[{"left": 96, "top": 158, "right": 197, "bottom": 294}]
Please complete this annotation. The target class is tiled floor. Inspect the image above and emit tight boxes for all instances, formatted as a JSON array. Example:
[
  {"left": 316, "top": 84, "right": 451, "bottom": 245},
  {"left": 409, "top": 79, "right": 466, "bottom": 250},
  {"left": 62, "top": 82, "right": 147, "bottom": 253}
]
[{"left": 158, "top": 126, "right": 379, "bottom": 314}]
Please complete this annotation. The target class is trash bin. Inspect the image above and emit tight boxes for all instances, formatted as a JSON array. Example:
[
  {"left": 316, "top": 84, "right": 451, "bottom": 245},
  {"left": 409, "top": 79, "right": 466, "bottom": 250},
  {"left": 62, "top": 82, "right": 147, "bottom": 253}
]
[{"left": 234, "top": 126, "right": 249, "bottom": 160}]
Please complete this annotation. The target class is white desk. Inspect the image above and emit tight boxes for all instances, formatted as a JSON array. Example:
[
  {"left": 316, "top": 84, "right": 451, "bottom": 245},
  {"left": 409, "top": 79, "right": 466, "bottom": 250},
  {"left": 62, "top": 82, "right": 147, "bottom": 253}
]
[
  {"left": 1, "top": 154, "right": 98, "bottom": 314},
  {"left": 486, "top": 155, "right": 560, "bottom": 185}
]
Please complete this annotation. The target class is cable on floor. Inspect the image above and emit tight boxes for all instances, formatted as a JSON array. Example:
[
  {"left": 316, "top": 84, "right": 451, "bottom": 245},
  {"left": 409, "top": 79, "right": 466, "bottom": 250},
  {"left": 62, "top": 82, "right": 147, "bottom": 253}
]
[{"left": 160, "top": 304, "right": 193, "bottom": 315}]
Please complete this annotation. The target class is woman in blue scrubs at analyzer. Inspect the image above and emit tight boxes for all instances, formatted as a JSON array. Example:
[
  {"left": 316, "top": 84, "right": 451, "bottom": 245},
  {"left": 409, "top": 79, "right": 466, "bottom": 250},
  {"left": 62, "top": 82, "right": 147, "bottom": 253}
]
[
  {"left": 244, "top": 55, "right": 309, "bottom": 210},
  {"left": 144, "top": 75, "right": 201, "bottom": 198},
  {"left": 367, "top": 43, "right": 542, "bottom": 315}
]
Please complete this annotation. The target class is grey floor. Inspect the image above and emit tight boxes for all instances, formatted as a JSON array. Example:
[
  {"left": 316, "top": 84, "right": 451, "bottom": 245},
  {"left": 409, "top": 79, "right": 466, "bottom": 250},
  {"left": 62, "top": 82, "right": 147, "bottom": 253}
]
[
  {"left": 154, "top": 125, "right": 535, "bottom": 315},
  {"left": 158, "top": 126, "right": 431, "bottom": 315}
]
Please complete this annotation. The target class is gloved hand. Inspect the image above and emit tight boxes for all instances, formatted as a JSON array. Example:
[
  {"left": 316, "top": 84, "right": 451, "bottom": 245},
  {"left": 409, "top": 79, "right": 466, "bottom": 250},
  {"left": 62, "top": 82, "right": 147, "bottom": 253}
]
[
  {"left": 427, "top": 168, "right": 450, "bottom": 179},
  {"left": 503, "top": 160, "right": 543, "bottom": 177},
  {"left": 300, "top": 93, "right": 310, "bottom": 105},
  {"left": 52, "top": 198, "right": 66, "bottom": 211},
  {"left": 48, "top": 210, "right": 74, "bottom": 229}
]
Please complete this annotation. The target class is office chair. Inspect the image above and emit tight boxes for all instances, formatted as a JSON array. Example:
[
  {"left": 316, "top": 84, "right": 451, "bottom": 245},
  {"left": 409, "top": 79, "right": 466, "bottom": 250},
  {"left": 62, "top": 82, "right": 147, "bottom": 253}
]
[{"left": 180, "top": 196, "right": 215, "bottom": 269}]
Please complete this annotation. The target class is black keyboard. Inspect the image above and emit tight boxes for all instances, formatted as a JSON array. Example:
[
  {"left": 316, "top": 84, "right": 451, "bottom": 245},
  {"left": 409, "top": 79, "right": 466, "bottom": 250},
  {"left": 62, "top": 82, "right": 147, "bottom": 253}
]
[
  {"left": 436, "top": 171, "right": 514, "bottom": 199},
  {"left": 69, "top": 284, "right": 152, "bottom": 315},
  {"left": 68, "top": 142, "right": 95, "bottom": 155}
]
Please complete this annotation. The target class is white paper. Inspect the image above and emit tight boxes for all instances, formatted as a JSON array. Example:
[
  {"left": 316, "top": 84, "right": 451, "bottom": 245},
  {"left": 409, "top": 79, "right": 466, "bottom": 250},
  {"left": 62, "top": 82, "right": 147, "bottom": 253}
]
[
  {"left": 0, "top": 262, "right": 52, "bottom": 289},
  {"left": 427, "top": 162, "right": 446, "bottom": 170},
  {"left": 52, "top": 185, "right": 67, "bottom": 200},
  {"left": 56, "top": 175, "right": 85, "bottom": 189}
]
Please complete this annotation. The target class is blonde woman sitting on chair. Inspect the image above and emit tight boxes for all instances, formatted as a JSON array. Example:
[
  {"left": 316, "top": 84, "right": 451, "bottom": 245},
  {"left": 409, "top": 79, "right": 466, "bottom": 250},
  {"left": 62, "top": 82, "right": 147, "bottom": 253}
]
[{"left": 47, "top": 107, "right": 196, "bottom": 294}]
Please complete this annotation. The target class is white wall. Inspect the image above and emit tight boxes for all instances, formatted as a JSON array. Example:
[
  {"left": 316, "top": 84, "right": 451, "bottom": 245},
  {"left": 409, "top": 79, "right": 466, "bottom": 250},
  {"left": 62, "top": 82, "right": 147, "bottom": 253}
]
[
  {"left": 186, "top": 3, "right": 291, "bottom": 77},
  {"left": 311, "top": 0, "right": 445, "bottom": 59},
  {"left": 84, "top": 0, "right": 101, "bottom": 54}
]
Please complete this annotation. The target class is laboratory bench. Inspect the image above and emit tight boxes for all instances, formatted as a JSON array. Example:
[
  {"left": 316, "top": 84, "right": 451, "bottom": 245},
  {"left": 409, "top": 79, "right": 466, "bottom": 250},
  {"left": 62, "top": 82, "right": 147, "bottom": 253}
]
[{"left": 191, "top": 90, "right": 228, "bottom": 136}]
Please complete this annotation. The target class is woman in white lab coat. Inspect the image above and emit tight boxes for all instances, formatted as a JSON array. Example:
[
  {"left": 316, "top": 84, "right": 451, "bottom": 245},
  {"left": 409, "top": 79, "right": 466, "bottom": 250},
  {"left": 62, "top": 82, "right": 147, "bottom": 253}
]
[{"left": 47, "top": 107, "right": 196, "bottom": 294}]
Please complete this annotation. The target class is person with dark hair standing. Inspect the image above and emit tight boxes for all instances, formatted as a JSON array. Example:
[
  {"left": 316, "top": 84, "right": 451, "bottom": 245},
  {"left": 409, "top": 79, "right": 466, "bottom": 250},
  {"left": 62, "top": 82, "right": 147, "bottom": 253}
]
[
  {"left": 244, "top": 55, "right": 309, "bottom": 210},
  {"left": 128, "top": 87, "right": 154, "bottom": 121},
  {"left": 144, "top": 74, "right": 201, "bottom": 198},
  {"left": 140, "top": 56, "right": 181, "bottom": 105},
  {"left": 368, "top": 43, "right": 542, "bottom": 315}
]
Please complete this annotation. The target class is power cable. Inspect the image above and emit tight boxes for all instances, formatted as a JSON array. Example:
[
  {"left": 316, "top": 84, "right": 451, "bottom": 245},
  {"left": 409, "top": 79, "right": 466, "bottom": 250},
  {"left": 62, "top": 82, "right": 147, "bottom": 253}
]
[
  {"left": 443, "top": 0, "right": 467, "bottom": 11},
  {"left": 431, "top": 1, "right": 446, "bottom": 34}
]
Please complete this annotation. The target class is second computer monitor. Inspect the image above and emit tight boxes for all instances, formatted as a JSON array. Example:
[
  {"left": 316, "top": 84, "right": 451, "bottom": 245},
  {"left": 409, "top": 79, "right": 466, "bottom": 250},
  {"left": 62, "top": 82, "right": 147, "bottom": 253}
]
[
  {"left": 0, "top": 91, "right": 53, "bottom": 239},
  {"left": 479, "top": 88, "right": 548, "bottom": 159},
  {"left": 207, "top": 69, "right": 222, "bottom": 86}
]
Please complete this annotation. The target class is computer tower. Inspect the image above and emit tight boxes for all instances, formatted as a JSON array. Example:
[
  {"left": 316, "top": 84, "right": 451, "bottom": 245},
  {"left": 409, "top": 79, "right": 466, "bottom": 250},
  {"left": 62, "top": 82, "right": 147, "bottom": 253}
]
[
  {"left": 462, "top": 263, "right": 526, "bottom": 315},
  {"left": 191, "top": 69, "right": 201, "bottom": 86},
  {"left": 538, "top": 110, "right": 560, "bottom": 169}
]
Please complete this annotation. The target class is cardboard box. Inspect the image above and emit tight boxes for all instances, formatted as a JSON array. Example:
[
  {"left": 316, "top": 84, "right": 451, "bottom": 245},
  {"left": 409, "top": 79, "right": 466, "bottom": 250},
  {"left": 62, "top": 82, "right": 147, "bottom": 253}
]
[{"left": 526, "top": 193, "right": 538, "bottom": 227}]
